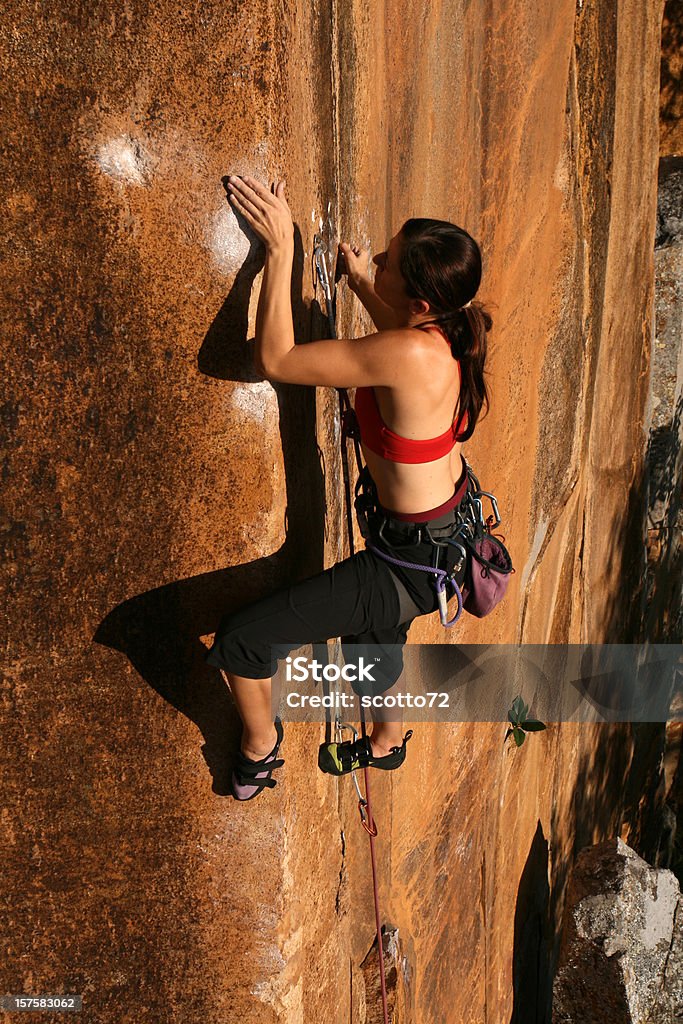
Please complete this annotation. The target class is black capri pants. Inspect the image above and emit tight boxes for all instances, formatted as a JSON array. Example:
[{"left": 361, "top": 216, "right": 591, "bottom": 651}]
[{"left": 204, "top": 492, "right": 468, "bottom": 697}]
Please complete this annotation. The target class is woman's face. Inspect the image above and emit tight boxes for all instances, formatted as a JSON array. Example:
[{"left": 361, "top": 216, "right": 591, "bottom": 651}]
[
  {"left": 372, "top": 233, "right": 408, "bottom": 307},
  {"left": 373, "top": 232, "right": 428, "bottom": 318}
]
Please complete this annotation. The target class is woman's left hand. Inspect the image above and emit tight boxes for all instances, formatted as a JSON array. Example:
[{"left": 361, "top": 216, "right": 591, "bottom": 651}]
[{"left": 226, "top": 175, "right": 294, "bottom": 255}]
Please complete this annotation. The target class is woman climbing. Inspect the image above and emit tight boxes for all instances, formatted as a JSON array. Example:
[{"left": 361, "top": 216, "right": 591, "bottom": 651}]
[{"left": 205, "top": 175, "right": 492, "bottom": 799}]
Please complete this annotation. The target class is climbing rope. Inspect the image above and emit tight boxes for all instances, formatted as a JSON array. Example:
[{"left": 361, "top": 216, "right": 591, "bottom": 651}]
[{"left": 314, "top": 236, "right": 390, "bottom": 1024}]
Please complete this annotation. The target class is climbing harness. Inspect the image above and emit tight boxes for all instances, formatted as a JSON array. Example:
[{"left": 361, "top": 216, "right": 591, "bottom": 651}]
[
  {"left": 341, "top": 391, "right": 465, "bottom": 626},
  {"left": 339, "top": 388, "right": 514, "bottom": 627}
]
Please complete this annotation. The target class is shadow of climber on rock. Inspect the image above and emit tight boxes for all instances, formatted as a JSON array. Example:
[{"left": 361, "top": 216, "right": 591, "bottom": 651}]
[{"left": 94, "top": 211, "right": 330, "bottom": 795}]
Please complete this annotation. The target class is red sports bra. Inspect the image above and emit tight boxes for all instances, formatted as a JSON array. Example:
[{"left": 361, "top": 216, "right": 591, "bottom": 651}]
[{"left": 354, "top": 326, "right": 469, "bottom": 464}]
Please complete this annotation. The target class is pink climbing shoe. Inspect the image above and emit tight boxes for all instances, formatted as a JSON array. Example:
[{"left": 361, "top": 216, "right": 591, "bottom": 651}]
[{"left": 231, "top": 717, "right": 284, "bottom": 801}]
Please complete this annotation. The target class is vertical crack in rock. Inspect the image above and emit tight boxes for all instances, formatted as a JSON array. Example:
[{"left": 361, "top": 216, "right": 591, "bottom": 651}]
[
  {"left": 644, "top": 154, "right": 683, "bottom": 641},
  {"left": 336, "top": 826, "right": 346, "bottom": 917},
  {"left": 577, "top": 502, "right": 586, "bottom": 588}
]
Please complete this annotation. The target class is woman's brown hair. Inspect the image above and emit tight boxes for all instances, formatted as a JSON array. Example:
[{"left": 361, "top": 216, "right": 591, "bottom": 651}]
[{"left": 398, "top": 218, "right": 492, "bottom": 440}]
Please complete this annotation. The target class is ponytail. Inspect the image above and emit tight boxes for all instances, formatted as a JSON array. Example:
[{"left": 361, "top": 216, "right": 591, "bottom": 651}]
[
  {"left": 398, "top": 218, "right": 493, "bottom": 438},
  {"left": 419, "top": 302, "right": 492, "bottom": 440}
]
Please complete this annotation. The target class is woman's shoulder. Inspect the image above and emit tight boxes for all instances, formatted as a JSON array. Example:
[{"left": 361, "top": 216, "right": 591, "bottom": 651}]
[
  {"left": 372, "top": 327, "right": 457, "bottom": 400},
  {"left": 364, "top": 326, "right": 433, "bottom": 364},
  {"left": 357, "top": 326, "right": 455, "bottom": 395},
  {"left": 375, "top": 323, "right": 448, "bottom": 351}
]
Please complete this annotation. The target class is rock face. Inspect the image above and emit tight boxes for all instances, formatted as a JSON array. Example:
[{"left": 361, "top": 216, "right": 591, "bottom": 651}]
[
  {"left": 660, "top": 0, "right": 683, "bottom": 157},
  {"left": 1, "top": 1, "right": 668, "bottom": 1023},
  {"left": 646, "top": 155, "right": 683, "bottom": 642},
  {"left": 552, "top": 839, "right": 683, "bottom": 1023}
]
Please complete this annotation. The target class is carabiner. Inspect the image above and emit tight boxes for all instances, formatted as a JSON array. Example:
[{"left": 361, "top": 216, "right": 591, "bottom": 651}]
[
  {"left": 445, "top": 537, "right": 468, "bottom": 570},
  {"left": 313, "top": 235, "right": 336, "bottom": 337},
  {"left": 471, "top": 495, "right": 485, "bottom": 527},
  {"left": 358, "top": 798, "right": 378, "bottom": 836},
  {"left": 335, "top": 722, "right": 378, "bottom": 834},
  {"left": 476, "top": 490, "right": 502, "bottom": 529}
]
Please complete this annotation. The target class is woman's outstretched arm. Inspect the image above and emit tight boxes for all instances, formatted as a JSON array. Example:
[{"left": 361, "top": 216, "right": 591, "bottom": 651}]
[
  {"left": 226, "top": 175, "right": 296, "bottom": 373},
  {"left": 225, "top": 177, "right": 404, "bottom": 382}
]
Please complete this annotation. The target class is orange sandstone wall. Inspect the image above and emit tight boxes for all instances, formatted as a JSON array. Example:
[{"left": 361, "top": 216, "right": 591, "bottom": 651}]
[
  {"left": 660, "top": 0, "right": 682, "bottom": 156},
  {"left": 2, "top": 1, "right": 664, "bottom": 1022}
]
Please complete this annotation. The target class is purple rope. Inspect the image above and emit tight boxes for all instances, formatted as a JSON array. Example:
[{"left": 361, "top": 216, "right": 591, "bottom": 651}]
[{"left": 366, "top": 542, "right": 464, "bottom": 627}]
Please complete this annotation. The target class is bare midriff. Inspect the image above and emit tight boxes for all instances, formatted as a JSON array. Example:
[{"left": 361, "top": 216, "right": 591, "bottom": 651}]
[{"left": 358, "top": 329, "right": 466, "bottom": 515}]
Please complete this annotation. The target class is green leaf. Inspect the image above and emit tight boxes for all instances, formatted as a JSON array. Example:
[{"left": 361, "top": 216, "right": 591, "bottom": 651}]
[
  {"left": 522, "top": 720, "right": 546, "bottom": 732},
  {"left": 511, "top": 695, "right": 525, "bottom": 719},
  {"left": 513, "top": 727, "right": 525, "bottom": 747}
]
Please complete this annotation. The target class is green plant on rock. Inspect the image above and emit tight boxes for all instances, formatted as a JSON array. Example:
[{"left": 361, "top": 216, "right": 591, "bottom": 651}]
[{"left": 505, "top": 695, "right": 546, "bottom": 747}]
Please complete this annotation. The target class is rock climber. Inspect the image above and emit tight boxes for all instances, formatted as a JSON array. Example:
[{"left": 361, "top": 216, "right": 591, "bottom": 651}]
[{"left": 205, "top": 175, "right": 492, "bottom": 799}]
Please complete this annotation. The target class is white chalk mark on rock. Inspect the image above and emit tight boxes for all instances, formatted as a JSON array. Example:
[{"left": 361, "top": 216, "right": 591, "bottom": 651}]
[
  {"left": 229, "top": 381, "right": 275, "bottom": 424},
  {"left": 209, "top": 204, "right": 252, "bottom": 272},
  {"left": 95, "top": 136, "right": 152, "bottom": 186}
]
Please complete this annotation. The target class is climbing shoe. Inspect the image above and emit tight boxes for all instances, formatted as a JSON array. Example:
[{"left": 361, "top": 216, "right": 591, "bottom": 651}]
[
  {"left": 318, "top": 730, "right": 413, "bottom": 776},
  {"left": 231, "top": 717, "right": 284, "bottom": 801}
]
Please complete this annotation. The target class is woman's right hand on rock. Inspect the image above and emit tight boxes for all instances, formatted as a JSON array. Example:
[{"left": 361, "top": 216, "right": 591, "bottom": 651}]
[{"left": 337, "top": 242, "right": 370, "bottom": 292}]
